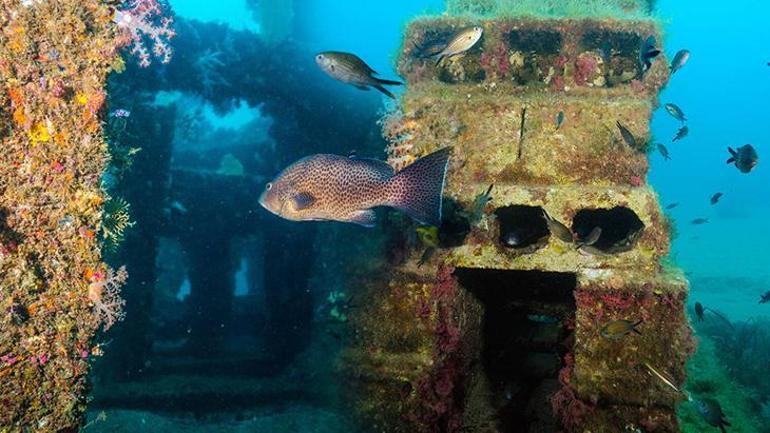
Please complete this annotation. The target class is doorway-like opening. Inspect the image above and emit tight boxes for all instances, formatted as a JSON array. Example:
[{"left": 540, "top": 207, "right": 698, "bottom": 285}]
[{"left": 455, "top": 268, "right": 577, "bottom": 433}]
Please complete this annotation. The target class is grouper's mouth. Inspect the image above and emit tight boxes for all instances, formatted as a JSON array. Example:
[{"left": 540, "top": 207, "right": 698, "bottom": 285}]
[
  {"left": 258, "top": 191, "right": 290, "bottom": 219},
  {"left": 258, "top": 191, "right": 277, "bottom": 216}
]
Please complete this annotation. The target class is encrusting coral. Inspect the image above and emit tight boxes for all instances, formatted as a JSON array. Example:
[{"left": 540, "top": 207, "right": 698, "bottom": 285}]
[{"left": 0, "top": 0, "right": 166, "bottom": 430}]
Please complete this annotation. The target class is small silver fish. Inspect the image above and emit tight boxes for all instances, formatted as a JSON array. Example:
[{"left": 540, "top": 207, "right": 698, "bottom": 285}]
[
  {"left": 672, "top": 125, "right": 689, "bottom": 142},
  {"left": 664, "top": 103, "right": 687, "bottom": 122},
  {"left": 542, "top": 210, "right": 573, "bottom": 243},
  {"left": 578, "top": 245, "right": 609, "bottom": 257},
  {"left": 670, "top": 49, "right": 690, "bottom": 74},
  {"left": 260, "top": 148, "right": 451, "bottom": 227},
  {"left": 434, "top": 26, "right": 484, "bottom": 66},
  {"left": 691, "top": 218, "right": 709, "bottom": 225},
  {"left": 315, "top": 51, "right": 403, "bottom": 99},
  {"left": 710, "top": 192, "right": 723, "bottom": 205},
  {"left": 606, "top": 227, "right": 644, "bottom": 253},
  {"left": 658, "top": 143, "right": 671, "bottom": 161},
  {"left": 580, "top": 227, "right": 602, "bottom": 246}
]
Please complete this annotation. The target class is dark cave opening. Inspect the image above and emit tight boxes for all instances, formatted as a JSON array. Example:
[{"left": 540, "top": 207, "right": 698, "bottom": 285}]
[
  {"left": 571, "top": 207, "right": 645, "bottom": 253},
  {"left": 455, "top": 268, "right": 577, "bottom": 433},
  {"left": 495, "top": 205, "right": 550, "bottom": 252}
]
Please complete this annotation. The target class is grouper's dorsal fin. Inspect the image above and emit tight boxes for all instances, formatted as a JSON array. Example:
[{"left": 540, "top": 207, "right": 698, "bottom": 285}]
[{"left": 292, "top": 192, "right": 316, "bottom": 210}]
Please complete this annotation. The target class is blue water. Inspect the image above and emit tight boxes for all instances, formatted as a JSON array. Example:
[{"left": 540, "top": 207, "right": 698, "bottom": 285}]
[
  {"left": 650, "top": 1, "right": 770, "bottom": 321},
  {"left": 84, "top": 0, "right": 770, "bottom": 431}
]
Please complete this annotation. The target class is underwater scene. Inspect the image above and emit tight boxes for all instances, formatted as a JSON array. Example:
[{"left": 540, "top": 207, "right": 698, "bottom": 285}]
[{"left": 2, "top": 0, "right": 770, "bottom": 432}]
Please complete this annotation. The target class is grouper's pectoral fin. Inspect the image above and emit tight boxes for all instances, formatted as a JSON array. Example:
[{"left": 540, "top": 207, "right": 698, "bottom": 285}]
[
  {"left": 292, "top": 192, "right": 316, "bottom": 210},
  {"left": 344, "top": 209, "right": 377, "bottom": 228}
]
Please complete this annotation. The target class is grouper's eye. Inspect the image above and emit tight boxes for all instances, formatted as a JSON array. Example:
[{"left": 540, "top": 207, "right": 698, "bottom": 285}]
[{"left": 266, "top": 182, "right": 272, "bottom": 191}]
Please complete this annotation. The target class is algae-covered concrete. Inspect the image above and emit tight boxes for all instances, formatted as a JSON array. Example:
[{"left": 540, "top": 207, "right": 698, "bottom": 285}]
[{"left": 343, "top": 15, "right": 691, "bottom": 433}]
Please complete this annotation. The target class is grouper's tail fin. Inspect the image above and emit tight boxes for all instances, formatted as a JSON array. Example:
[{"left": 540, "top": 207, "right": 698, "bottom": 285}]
[{"left": 386, "top": 147, "right": 451, "bottom": 226}]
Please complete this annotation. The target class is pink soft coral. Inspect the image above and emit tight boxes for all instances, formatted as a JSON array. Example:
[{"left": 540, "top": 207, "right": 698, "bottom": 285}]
[
  {"left": 114, "top": 0, "right": 175, "bottom": 67},
  {"left": 551, "top": 353, "right": 595, "bottom": 432},
  {"left": 88, "top": 266, "right": 128, "bottom": 330}
]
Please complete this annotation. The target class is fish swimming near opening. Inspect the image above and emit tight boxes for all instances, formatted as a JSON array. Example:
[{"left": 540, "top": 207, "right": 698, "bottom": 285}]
[
  {"left": 542, "top": 209, "right": 573, "bottom": 243},
  {"left": 578, "top": 245, "right": 610, "bottom": 257},
  {"left": 695, "top": 398, "right": 731, "bottom": 433},
  {"left": 556, "top": 111, "right": 565, "bottom": 130},
  {"left": 577, "top": 227, "right": 602, "bottom": 248},
  {"left": 670, "top": 49, "right": 690, "bottom": 74},
  {"left": 639, "top": 35, "right": 661, "bottom": 76},
  {"left": 461, "top": 184, "right": 493, "bottom": 226},
  {"left": 259, "top": 148, "right": 451, "bottom": 228},
  {"left": 664, "top": 103, "right": 687, "bottom": 122},
  {"left": 416, "top": 225, "right": 439, "bottom": 267},
  {"left": 726, "top": 144, "right": 759, "bottom": 173},
  {"left": 315, "top": 51, "right": 403, "bottom": 99},
  {"left": 672, "top": 125, "right": 689, "bottom": 142},
  {"left": 710, "top": 192, "right": 723, "bottom": 205},
  {"left": 600, "top": 319, "right": 643, "bottom": 340},
  {"left": 433, "top": 26, "right": 484, "bottom": 66}
]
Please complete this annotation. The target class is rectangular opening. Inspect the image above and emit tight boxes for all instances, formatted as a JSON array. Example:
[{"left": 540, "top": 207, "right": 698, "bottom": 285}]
[{"left": 455, "top": 268, "right": 577, "bottom": 433}]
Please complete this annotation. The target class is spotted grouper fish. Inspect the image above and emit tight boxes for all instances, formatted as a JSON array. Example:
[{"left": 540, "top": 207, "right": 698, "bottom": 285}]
[{"left": 259, "top": 148, "right": 451, "bottom": 227}]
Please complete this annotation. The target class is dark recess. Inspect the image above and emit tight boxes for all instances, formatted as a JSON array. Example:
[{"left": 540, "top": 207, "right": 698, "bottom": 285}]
[
  {"left": 572, "top": 207, "right": 645, "bottom": 252},
  {"left": 496, "top": 205, "right": 550, "bottom": 252},
  {"left": 455, "top": 268, "right": 577, "bottom": 433},
  {"left": 439, "top": 199, "right": 471, "bottom": 248}
]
